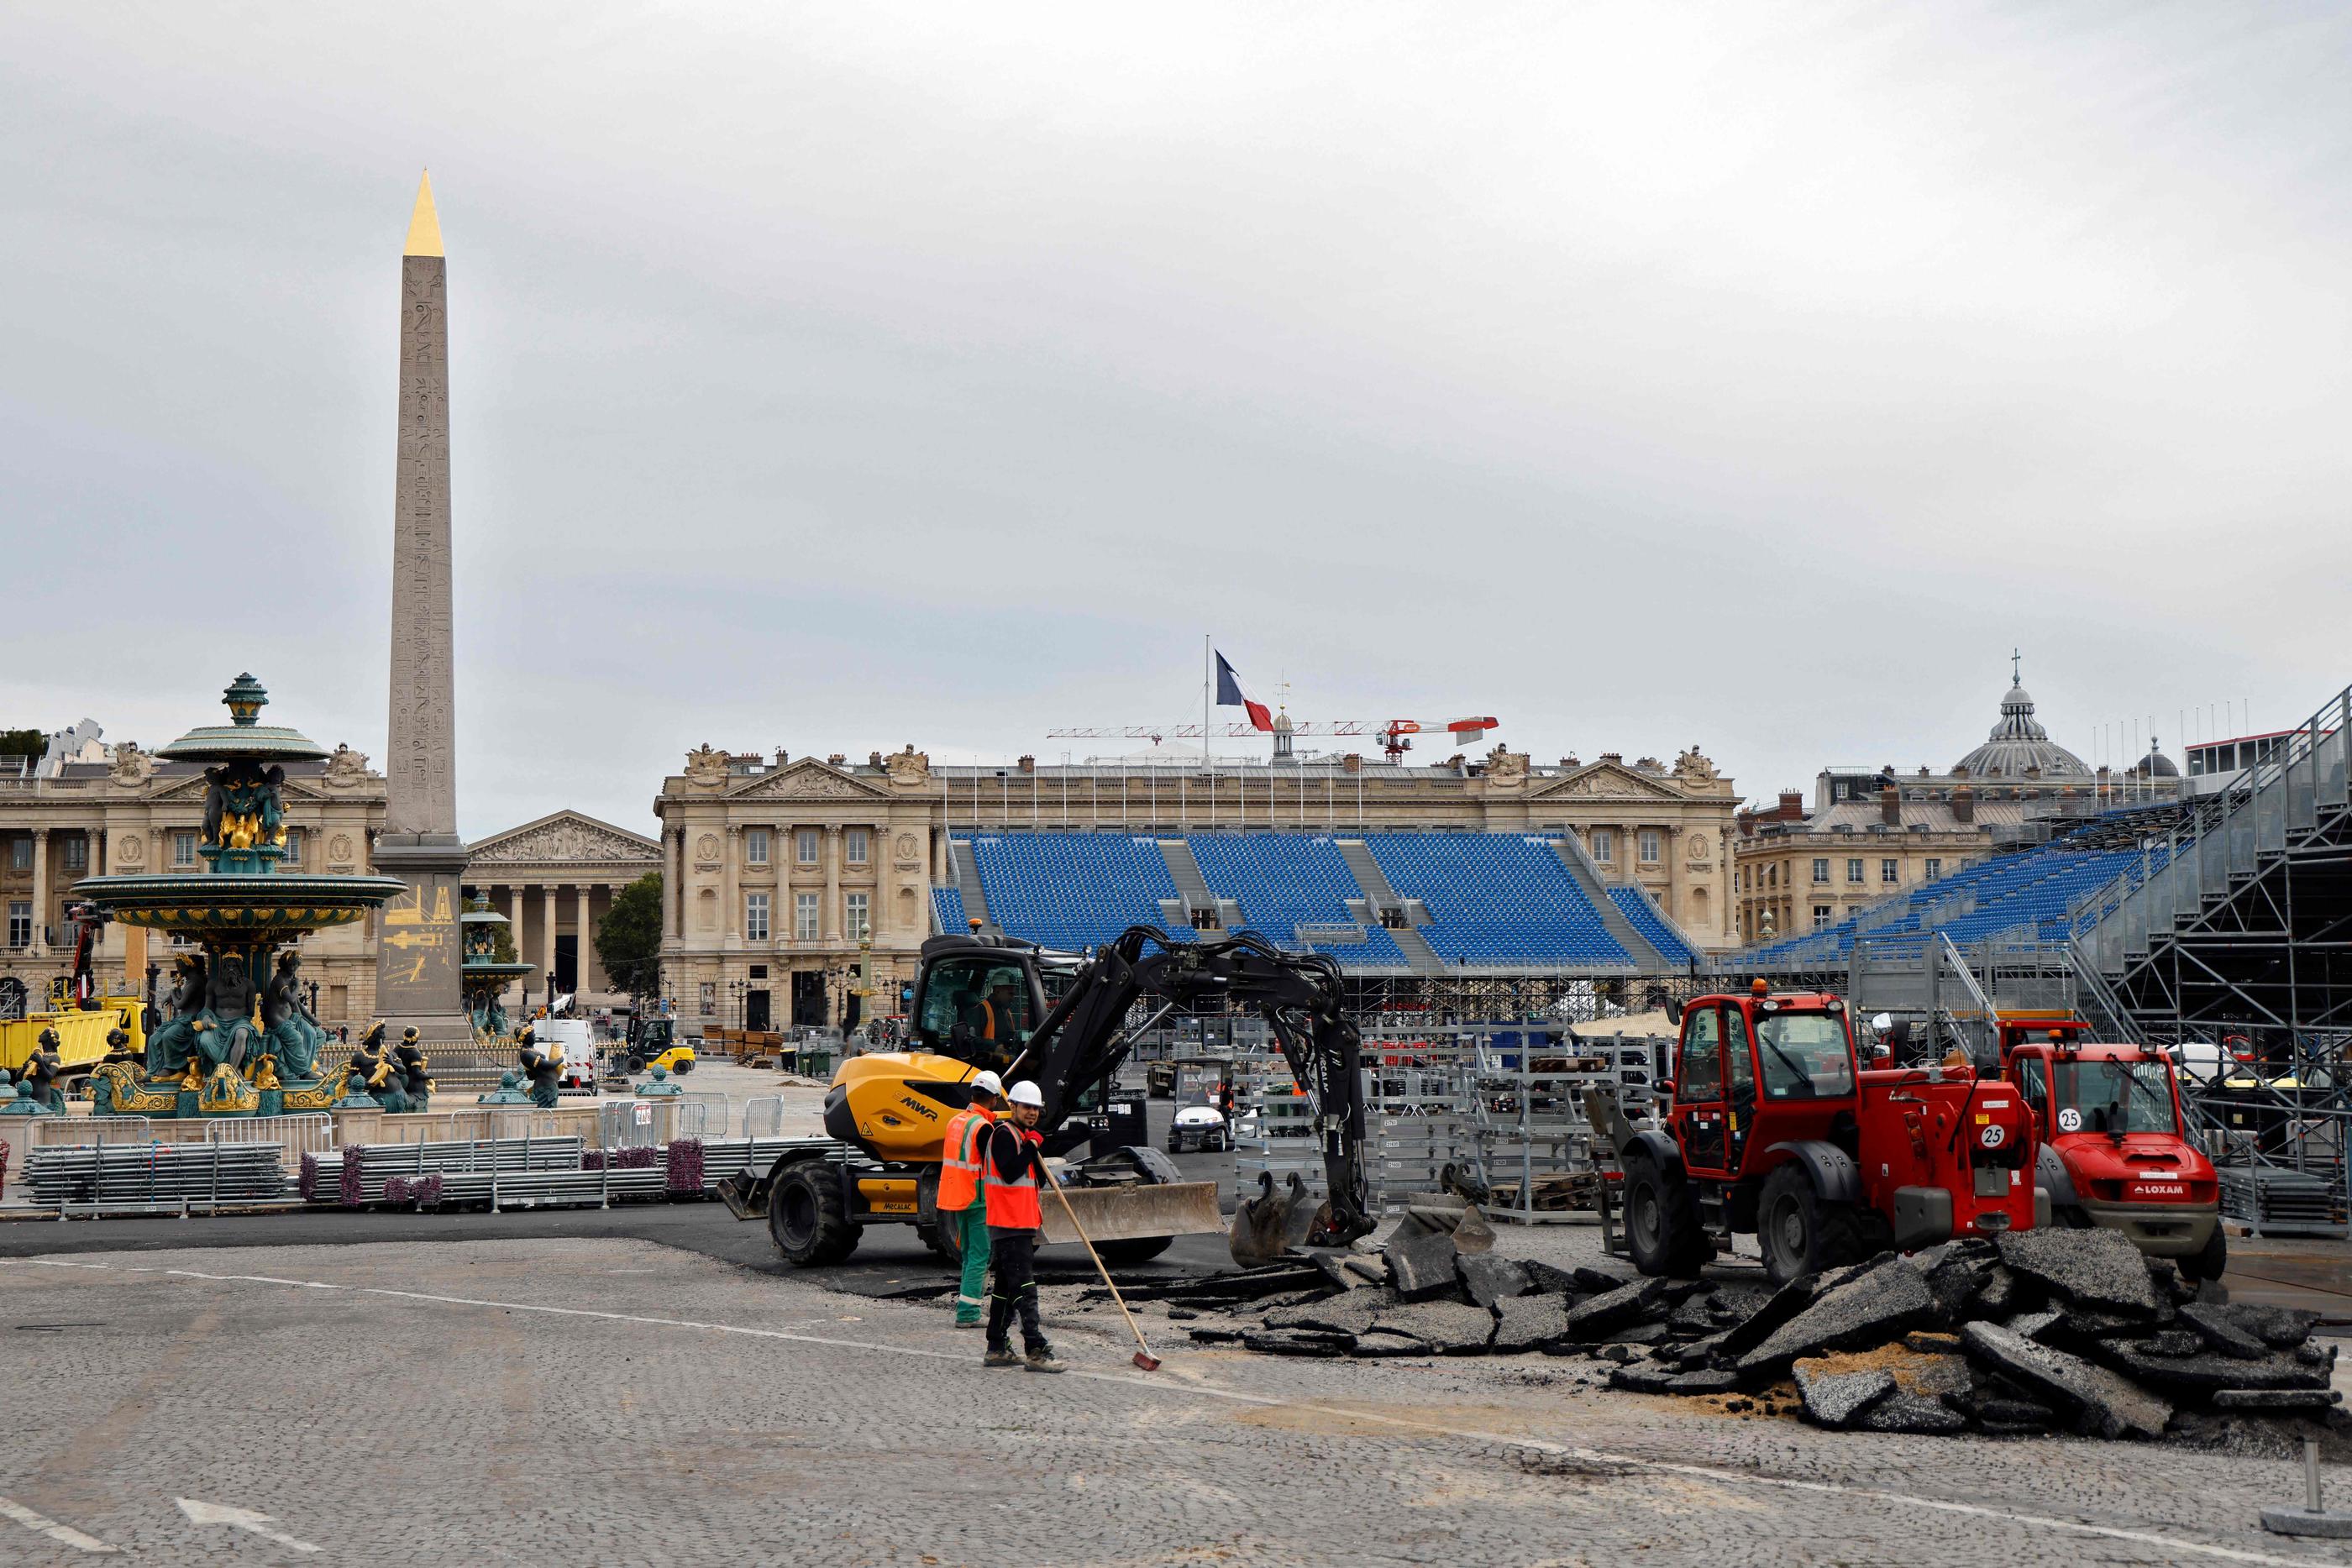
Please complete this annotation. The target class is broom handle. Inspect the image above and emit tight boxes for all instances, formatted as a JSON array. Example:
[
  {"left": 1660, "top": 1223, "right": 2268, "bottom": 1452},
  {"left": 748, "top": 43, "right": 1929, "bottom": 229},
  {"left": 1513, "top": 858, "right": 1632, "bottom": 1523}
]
[{"left": 1040, "top": 1159, "right": 1156, "bottom": 1358}]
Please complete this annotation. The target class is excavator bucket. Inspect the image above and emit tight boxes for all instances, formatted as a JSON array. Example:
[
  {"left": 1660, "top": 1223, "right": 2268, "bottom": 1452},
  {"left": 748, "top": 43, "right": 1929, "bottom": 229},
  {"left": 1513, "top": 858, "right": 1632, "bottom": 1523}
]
[
  {"left": 1040, "top": 1180, "right": 1223, "bottom": 1246},
  {"left": 1229, "top": 1171, "right": 1321, "bottom": 1267}
]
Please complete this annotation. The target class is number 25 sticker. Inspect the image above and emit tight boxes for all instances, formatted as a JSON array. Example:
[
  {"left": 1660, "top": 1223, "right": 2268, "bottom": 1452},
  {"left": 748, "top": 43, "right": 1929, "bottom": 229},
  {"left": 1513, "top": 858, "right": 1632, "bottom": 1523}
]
[
  {"left": 1979, "top": 1124, "right": 2006, "bottom": 1149},
  {"left": 2057, "top": 1108, "right": 2082, "bottom": 1132}
]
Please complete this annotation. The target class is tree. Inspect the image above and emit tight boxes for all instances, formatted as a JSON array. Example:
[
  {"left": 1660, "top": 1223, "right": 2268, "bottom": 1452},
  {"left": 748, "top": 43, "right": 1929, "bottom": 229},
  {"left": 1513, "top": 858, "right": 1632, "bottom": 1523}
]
[
  {"left": 0, "top": 729, "right": 45, "bottom": 759},
  {"left": 596, "top": 872, "right": 663, "bottom": 1000}
]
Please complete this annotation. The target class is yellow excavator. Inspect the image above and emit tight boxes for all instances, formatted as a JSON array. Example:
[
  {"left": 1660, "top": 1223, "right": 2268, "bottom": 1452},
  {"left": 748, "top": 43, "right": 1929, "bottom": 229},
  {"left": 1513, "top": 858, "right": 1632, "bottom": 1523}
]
[{"left": 719, "top": 926, "right": 1375, "bottom": 1268}]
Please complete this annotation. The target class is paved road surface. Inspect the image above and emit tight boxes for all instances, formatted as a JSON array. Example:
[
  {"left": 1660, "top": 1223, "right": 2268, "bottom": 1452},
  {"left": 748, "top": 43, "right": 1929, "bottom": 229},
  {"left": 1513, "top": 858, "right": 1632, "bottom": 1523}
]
[{"left": 5, "top": 1230, "right": 2350, "bottom": 1568}]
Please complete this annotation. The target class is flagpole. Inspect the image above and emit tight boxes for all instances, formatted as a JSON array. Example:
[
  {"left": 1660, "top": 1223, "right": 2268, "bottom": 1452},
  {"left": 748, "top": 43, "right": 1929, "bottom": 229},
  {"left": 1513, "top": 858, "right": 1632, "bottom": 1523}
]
[{"left": 1204, "top": 634, "right": 1213, "bottom": 772}]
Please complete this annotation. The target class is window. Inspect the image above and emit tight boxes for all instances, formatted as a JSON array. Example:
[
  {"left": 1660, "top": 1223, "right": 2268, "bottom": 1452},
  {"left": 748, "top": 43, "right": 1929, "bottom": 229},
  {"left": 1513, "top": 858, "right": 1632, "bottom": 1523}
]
[
  {"left": 1845, "top": 857, "right": 1864, "bottom": 884},
  {"left": 698, "top": 981, "right": 716, "bottom": 1017},
  {"left": 1767, "top": 864, "right": 1777, "bottom": 889},
  {"left": 6, "top": 902, "right": 28, "bottom": 948},
  {"left": 795, "top": 892, "right": 820, "bottom": 941},
  {"left": 62, "top": 836, "right": 87, "bottom": 873},
  {"left": 846, "top": 891, "right": 869, "bottom": 941},
  {"left": 796, "top": 829, "right": 821, "bottom": 864},
  {"left": 1924, "top": 857, "right": 1943, "bottom": 881},
  {"left": 8, "top": 838, "right": 27, "bottom": 873},
  {"left": 172, "top": 831, "right": 197, "bottom": 868},
  {"left": 1811, "top": 857, "right": 1829, "bottom": 884},
  {"left": 1756, "top": 1011, "right": 1856, "bottom": 1099},
  {"left": 846, "top": 828, "right": 869, "bottom": 865},
  {"left": 745, "top": 892, "right": 769, "bottom": 941},
  {"left": 1590, "top": 830, "right": 1614, "bottom": 863},
  {"left": 1678, "top": 1006, "right": 1721, "bottom": 1100},
  {"left": 1881, "top": 857, "right": 1899, "bottom": 884},
  {"left": 282, "top": 829, "right": 303, "bottom": 868},
  {"left": 1812, "top": 905, "right": 1832, "bottom": 928},
  {"left": 1638, "top": 830, "right": 1661, "bottom": 864},
  {"left": 746, "top": 828, "right": 769, "bottom": 866}
]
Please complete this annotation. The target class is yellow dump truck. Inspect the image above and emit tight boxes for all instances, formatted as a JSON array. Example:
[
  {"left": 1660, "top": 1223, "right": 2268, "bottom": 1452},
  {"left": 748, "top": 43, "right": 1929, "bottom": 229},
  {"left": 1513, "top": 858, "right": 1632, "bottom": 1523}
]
[{"left": 0, "top": 995, "right": 146, "bottom": 1093}]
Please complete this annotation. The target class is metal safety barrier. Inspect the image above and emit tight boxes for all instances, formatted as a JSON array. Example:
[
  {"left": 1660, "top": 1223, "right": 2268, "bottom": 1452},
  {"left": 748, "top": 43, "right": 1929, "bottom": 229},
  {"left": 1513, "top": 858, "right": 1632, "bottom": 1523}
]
[
  {"left": 740, "top": 1094, "right": 787, "bottom": 1140},
  {"left": 26, "top": 1142, "right": 287, "bottom": 1214}
]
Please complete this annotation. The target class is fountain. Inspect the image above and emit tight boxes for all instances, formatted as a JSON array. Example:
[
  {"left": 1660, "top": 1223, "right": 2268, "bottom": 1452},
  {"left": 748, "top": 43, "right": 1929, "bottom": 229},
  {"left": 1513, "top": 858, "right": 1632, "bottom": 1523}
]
[
  {"left": 75, "top": 675, "right": 407, "bottom": 1117},
  {"left": 459, "top": 894, "right": 534, "bottom": 1040}
]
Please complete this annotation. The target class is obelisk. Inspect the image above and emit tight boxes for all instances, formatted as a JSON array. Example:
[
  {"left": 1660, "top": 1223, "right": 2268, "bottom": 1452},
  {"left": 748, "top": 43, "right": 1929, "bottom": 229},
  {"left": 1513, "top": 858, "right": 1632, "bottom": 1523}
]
[{"left": 371, "top": 171, "right": 473, "bottom": 1042}]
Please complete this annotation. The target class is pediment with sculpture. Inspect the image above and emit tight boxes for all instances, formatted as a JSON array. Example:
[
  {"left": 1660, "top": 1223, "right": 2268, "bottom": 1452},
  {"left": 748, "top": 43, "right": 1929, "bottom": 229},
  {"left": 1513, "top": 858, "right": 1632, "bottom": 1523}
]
[
  {"left": 1529, "top": 761, "right": 1693, "bottom": 803},
  {"left": 470, "top": 810, "right": 661, "bottom": 868},
  {"left": 725, "top": 758, "right": 894, "bottom": 802}
]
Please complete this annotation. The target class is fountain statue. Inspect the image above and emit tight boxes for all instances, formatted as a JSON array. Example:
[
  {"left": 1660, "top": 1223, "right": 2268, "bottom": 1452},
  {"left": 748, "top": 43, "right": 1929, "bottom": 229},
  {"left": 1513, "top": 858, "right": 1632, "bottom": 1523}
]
[
  {"left": 459, "top": 894, "right": 533, "bottom": 1041},
  {"left": 75, "top": 675, "right": 406, "bottom": 1117}
]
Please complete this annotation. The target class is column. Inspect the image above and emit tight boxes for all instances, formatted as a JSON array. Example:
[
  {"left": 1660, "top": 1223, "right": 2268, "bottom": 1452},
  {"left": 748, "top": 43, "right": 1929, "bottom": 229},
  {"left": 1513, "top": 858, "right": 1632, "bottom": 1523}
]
[
  {"left": 823, "top": 825, "right": 842, "bottom": 941},
  {"left": 507, "top": 884, "right": 527, "bottom": 1008},
  {"left": 543, "top": 884, "right": 559, "bottom": 995},
  {"left": 577, "top": 885, "right": 596, "bottom": 991},
  {"left": 29, "top": 828, "right": 47, "bottom": 955},
  {"left": 723, "top": 825, "right": 741, "bottom": 940},
  {"left": 662, "top": 828, "right": 680, "bottom": 940},
  {"left": 95, "top": 826, "right": 108, "bottom": 876}
]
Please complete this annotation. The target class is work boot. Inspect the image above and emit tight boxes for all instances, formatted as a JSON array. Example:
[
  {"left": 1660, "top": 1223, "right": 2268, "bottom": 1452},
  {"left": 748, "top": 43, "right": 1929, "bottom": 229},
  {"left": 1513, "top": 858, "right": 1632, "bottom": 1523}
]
[
  {"left": 1024, "top": 1347, "right": 1065, "bottom": 1374},
  {"left": 984, "top": 1346, "right": 1021, "bottom": 1368}
]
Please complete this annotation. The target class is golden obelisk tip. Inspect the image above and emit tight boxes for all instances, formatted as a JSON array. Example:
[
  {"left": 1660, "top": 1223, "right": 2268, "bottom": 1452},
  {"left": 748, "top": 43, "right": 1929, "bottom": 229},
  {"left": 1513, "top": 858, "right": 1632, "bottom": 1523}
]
[{"left": 403, "top": 170, "right": 444, "bottom": 258}]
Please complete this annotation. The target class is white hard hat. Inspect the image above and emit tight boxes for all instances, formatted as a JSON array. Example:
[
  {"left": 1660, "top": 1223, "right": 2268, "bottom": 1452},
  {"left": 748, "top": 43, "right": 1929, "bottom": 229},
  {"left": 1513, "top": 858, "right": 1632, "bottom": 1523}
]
[
  {"left": 1007, "top": 1080, "right": 1044, "bottom": 1109},
  {"left": 969, "top": 1070, "right": 1004, "bottom": 1099}
]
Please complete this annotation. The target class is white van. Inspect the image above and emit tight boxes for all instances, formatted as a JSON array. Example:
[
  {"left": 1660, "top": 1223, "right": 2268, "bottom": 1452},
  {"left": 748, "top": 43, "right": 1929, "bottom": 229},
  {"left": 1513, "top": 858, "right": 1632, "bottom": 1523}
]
[{"left": 533, "top": 1018, "right": 599, "bottom": 1095}]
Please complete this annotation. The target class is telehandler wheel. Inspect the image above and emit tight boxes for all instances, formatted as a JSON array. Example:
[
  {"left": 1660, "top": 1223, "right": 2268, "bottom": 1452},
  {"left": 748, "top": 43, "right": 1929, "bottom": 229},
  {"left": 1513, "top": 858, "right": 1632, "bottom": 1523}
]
[
  {"left": 1623, "top": 1154, "right": 1707, "bottom": 1279},
  {"left": 1756, "top": 1162, "right": 1862, "bottom": 1286},
  {"left": 769, "top": 1159, "right": 861, "bottom": 1266},
  {"left": 2183, "top": 1224, "right": 2228, "bottom": 1282}
]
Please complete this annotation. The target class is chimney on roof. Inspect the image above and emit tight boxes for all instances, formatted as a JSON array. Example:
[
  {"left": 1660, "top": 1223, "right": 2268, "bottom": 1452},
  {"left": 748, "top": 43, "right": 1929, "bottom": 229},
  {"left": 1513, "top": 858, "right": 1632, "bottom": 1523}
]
[
  {"left": 1880, "top": 785, "right": 1901, "bottom": 826},
  {"left": 827, "top": 753, "right": 847, "bottom": 767},
  {"left": 1736, "top": 809, "right": 1755, "bottom": 838},
  {"left": 1952, "top": 785, "right": 1975, "bottom": 824},
  {"left": 774, "top": 748, "right": 789, "bottom": 766},
  {"left": 869, "top": 751, "right": 883, "bottom": 768},
  {"left": 1017, "top": 754, "right": 1035, "bottom": 774},
  {"left": 1600, "top": 752, "right": 1623, "bottom": 765},
  {"left": 1777, "top": 789, "right": 1803, "bottom": 819},
  {"left": 1342, "top": 753, "right": 1362, "bottom": 774}
]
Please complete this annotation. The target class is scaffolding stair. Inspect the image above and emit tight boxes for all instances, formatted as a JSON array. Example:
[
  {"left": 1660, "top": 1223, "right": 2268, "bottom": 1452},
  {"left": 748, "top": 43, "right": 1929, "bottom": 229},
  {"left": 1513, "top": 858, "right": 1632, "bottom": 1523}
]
[
  {"left": 1551, "top": 838, "right": 1665, "bottom": 970},
  {"left": 1156, "top": 840, "right": 1221, "bottom": 928},
  {"left": 1335, "top": 840, "right": 1444, "bottom": 973},
  {"left": 949, "top": 840, "right": 995, "bottom": 934}
]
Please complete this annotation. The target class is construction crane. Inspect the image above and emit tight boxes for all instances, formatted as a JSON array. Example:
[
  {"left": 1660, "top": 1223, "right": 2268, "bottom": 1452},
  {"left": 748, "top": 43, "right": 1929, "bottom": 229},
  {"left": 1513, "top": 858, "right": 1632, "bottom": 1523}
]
[{"left": 1046, "top": 716, "right": 1500, "bottom": 765}]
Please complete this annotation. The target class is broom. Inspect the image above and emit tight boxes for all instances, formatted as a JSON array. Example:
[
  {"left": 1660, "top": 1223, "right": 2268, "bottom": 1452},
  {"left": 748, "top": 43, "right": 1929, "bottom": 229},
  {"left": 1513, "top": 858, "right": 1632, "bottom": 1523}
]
[{"left": 1039, "top": 1160, "right": 1163, "bottom": 1371}]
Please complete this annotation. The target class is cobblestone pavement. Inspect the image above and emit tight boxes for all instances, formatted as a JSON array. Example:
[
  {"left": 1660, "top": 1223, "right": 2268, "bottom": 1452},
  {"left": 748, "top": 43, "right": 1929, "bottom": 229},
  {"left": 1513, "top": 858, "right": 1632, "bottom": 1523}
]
[{"left": 5, "top": 1235, "right": 2350, "bottom": 1568}]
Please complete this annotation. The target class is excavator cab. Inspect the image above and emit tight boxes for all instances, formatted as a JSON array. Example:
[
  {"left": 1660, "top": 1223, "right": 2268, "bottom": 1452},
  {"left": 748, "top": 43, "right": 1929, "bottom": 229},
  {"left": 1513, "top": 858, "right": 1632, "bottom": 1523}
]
[{"left": 911, "top": 941, "right": 1049, "bottom": 1072}]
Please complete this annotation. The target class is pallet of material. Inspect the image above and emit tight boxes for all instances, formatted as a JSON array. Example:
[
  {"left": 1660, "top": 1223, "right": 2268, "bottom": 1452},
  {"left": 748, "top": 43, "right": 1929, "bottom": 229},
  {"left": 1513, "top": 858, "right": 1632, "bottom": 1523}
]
[{"left": 1493, "top": 1171, "right": 1605, "bottom": 1212}]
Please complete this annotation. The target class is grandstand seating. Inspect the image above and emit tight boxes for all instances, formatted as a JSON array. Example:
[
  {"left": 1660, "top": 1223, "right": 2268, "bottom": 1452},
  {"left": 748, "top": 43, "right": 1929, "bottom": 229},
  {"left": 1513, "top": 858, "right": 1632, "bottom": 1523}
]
[
  {"left": 1608, "top": 885, "right": 1698, "bottom": 967},
  {"left": 937, "top": 830, "right": 1674, "bottom": 970},
  {"left": 1188, "top": 834, "right": 1408, "bottom": 965},
  {"left": 1362, "top": 834, "right": 1632, "bottom": 968},
  {"left": 962, "top": 835, "right": 1191, "bottom": 953},
  {"left": 1740, "top": 833, "right": 2151, "bottom": 968}
]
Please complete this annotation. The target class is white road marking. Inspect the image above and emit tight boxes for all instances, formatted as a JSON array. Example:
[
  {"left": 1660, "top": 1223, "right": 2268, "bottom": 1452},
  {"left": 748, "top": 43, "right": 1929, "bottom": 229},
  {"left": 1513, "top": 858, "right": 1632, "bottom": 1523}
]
[
  {"left": 0, "top": 1496, "right": 118, "bottom": 1554},
  {"left": 8, "top": 1256, "right": 2328, "bottom": 1566},
  {"left": 176, "top": 1497, "right": 319, "bottom": 1553}
]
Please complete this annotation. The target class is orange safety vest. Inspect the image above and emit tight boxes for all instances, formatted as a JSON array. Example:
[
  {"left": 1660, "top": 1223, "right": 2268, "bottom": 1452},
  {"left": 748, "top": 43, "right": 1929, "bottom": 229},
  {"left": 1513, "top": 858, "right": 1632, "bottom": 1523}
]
[
  {"left": 937, "top": 1104, "right": 995, "bottom": 1212},
  {"left": 983, "top": 1125, "right": 1044, "bottom": 1230}
]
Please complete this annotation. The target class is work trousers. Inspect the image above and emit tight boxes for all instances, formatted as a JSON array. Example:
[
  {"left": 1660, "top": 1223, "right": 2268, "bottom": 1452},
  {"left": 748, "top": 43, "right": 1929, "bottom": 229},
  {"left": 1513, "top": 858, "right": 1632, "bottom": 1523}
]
[
  {"left": 953, "top": 1204, "right": 992, "bottom": 1323},
  {"left": 985, "top": 1226, "right": 1047, "bottom": 1354}
]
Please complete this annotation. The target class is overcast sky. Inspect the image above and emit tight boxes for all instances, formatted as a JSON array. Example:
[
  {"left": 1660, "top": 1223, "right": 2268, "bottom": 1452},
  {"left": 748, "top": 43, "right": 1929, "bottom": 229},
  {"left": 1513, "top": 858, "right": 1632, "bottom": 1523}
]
[{"left": 3, "top": 3, "right": 2345, "bottom": 840}]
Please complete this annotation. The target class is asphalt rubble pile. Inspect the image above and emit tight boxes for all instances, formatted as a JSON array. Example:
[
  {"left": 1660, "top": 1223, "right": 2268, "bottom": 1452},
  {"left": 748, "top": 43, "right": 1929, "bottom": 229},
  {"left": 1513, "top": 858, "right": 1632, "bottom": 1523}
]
[{"left": 1128, "top": 1226, "right": 2344, "bottom": 1447}]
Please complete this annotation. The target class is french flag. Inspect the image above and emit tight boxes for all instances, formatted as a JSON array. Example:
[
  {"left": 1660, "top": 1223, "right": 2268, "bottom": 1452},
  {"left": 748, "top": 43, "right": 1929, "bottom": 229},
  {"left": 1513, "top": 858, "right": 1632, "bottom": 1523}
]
[{"left": 1215, "top": 651, "right": 1273, "bottom": 732}]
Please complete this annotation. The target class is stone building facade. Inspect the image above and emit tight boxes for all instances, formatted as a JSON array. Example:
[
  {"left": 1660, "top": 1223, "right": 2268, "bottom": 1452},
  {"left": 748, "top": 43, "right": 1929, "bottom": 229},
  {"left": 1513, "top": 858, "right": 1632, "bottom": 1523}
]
[
  {"left": 654, "top": 740, "right": 1742, "bottom": 1027},
  {"left": 464, "top": 810, "right": 660, "bottom": 1008},
  {"left": 0, "top": 741, "right": 386, "bottom": 1023}
]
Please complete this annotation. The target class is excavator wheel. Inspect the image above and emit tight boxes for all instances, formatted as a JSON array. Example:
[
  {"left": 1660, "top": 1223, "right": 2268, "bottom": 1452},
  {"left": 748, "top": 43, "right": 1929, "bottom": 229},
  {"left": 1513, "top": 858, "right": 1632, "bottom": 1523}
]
[
  {"left": 1756, "top": 1162, "right": 1862, "bottom": 1287},
  {"left": 915, "top": 1167, "right": 960, "bottom": 1262},
  {"left": 1622, "top": 1154, "right": 1707, "bottom": 1279},
  {"left": 769, "top": 1158, "right": 861, "bottom": 1266}
]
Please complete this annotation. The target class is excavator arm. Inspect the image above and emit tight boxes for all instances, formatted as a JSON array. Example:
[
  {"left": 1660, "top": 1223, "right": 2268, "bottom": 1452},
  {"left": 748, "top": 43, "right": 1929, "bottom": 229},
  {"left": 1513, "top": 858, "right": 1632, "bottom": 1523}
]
[{"left": 1018, "top": 926, "right": 1373, "bottom": 1249}]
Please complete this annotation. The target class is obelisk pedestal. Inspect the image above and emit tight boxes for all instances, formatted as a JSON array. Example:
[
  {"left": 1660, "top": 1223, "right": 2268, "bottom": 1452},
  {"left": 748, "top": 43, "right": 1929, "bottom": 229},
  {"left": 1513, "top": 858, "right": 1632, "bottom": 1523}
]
[{"left": 373, "top": 171, "right": 474, "bottom": 1045}]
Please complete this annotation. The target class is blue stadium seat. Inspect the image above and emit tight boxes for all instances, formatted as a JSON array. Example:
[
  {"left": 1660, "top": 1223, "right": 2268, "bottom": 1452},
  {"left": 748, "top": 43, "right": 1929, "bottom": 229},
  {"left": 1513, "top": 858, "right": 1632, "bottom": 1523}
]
[{"left": 1189, "top": 835, "right": 1407, "bottom": 965}]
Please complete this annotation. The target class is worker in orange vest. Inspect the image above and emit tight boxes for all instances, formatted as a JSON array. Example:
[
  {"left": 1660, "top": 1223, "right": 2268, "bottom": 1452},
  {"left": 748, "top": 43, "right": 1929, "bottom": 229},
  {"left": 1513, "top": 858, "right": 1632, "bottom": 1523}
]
[
  {"left": 937, "top": 1069, "right": 1003, "bottom": 1326},
  {"left": 981, "top": 1079, "right": 1062, "bottom": 1372}
]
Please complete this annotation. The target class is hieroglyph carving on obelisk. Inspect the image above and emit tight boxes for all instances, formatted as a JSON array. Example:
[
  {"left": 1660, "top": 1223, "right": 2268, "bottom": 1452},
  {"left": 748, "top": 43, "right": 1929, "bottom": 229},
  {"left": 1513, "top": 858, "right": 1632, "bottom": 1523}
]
[{"left": 372, "top": 171, "right": 475, "bottom": 1041}]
